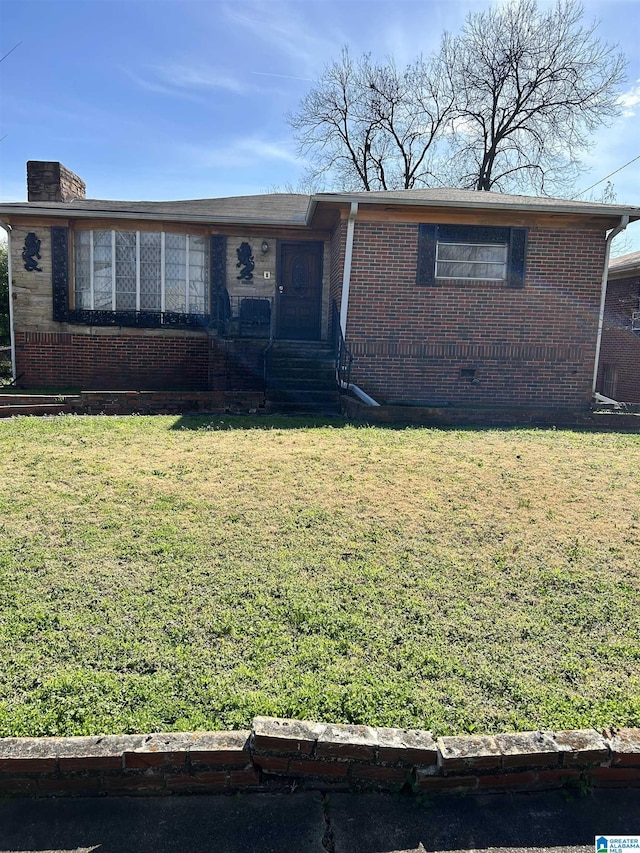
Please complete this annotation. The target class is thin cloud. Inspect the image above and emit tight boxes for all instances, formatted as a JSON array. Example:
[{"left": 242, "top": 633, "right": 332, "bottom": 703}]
[
  {"left": 617, "top": 81, "right": 640, "bottom": 118},
  {"left": 123, "top": 64, "right": 249, "bottom": 100},
  {"left": 154, "top": 64, "right": 247, "bottom": 94},
  {"left": 182, "top": 138, "right": 301, "bottom": 170},
  {"left": 220, "top": 0, "right": 344, "bottom": 77},
  {"left": 251, "top": 71, "right": 314, "bottom": 83},
  {"left": 121, "top": 67, "right": 205, "bottom": 101}
]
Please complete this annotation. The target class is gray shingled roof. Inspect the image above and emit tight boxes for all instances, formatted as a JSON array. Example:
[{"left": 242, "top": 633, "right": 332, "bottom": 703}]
[
  {"left": 609, "top": 250, "right": 640, "bottom": 275},
  {"left": 309, "top": 188, "right": 640, "bottom": 219},
  {"left": 0, "top": 194, "right": 310, "bottom": 225},
  {"left": 1, "top": 187, "right": 638, "bottom": 224}
]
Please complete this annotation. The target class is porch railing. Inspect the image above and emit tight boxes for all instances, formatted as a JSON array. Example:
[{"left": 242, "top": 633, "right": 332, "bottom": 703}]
[
  {"left": 332, "top": 300, "right": 353, "bottom": 392},
  {"left": 220, "top": 295, "right": 274, "bottom": 339}
]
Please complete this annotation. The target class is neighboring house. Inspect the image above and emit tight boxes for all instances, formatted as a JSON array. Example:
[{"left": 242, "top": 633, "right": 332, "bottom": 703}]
[
  {"left": 0, "top": 161, "right": 638, "bottom": 419},
  {"left": 598, "top": 250, "right": 640, "bottom": 403}
]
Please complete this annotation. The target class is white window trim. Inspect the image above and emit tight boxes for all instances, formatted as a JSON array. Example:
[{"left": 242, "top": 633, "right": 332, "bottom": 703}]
[
  {"left": 135, "top": 231, "right": 141, "bottom": 312},
  {"left": 160, "top": 232, "right": 166, "bottom": 313},
  {"left": 111, "top": 230, "right": 117, "bottom": 310},
  {"left": 185, "top": 236, "right": 190, "bottom": 314},
  {"left": 89, "top": 230, "right": 95, "bottom": 310}
]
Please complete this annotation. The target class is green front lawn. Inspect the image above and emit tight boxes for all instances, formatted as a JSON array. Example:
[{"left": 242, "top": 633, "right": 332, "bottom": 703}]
[{"left": 0, "top": 415, "right": 638, "bottom": 737}]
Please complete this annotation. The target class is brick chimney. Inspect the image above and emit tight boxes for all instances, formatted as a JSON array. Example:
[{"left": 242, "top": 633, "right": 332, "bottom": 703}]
[{"left": 27, "top": 161, "right": 86, "bottom": 202}]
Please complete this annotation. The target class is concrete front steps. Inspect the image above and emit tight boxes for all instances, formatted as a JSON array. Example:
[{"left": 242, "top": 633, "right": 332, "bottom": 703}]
[{"left": 266, "top": 341, "right": 340, "bottom": 415}]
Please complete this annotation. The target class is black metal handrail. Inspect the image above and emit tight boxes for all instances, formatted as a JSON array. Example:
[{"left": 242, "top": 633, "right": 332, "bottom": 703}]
[{"left": 332, "top": 300, "right": 353, "bottom": 392}]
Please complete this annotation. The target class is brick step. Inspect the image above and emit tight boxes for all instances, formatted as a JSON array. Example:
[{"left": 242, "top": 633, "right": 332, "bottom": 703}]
[
  {"left": 269, "top": 354, "right": 335, "bottom": 370},
  {"left": 267, "top": 377, "right": 337, "bottom": 392},
  {"left": 271, "top": 340, "right": 333, "bottom": 349},
  {"left": 268, "top": 365, "right": 335, "bottom": 378},
  {"left": 269, "top": 349, "right": 335, "bottom": 362}
]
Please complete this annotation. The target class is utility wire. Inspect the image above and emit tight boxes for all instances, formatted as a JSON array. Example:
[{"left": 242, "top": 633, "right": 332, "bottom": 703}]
[
  {"left": 0, "top": 42, "right": 22, "bottom": 64},
  {"left": 574, "top": 152, "right": 640, "bottom": 199}
]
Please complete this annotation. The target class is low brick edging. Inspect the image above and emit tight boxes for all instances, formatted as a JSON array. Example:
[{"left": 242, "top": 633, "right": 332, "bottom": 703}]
[
  {"left": 0, "top": 719, "right": 639, "bottom": 797},
  {"left": 341, "top": 396, "right": 640, "bottom": 430},
  {"left": 0, "top": 390, "right": 266, "bottom": 418}
]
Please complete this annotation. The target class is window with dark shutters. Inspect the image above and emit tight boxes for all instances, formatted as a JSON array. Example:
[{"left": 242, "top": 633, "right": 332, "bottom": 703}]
[{"left": 417, "top": 224, "right": 527, "bottom": 288}]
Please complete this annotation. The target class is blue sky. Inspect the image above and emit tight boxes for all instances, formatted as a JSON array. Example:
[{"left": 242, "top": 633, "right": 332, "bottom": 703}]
[{"left": 0, "top": 0, "right": 639, "bottom": 248}]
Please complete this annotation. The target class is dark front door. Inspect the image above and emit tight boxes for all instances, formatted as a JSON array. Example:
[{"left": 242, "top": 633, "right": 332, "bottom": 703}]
[{"left": 277, "top": 242, "right": 323, "bottom": 340}]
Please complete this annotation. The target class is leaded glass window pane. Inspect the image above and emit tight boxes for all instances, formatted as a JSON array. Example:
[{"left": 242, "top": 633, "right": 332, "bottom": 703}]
[
  {"left": 188, "top": 234, "right": 208, "bottom": 313},
  {"left": 140, "top": 232, "right": 161, "bottom": 310},
  {"left": 115, "top": 231, "right": 137, "bottom": 310},
  {"left": 165, "top": 233, "right": 186, "bottom": 312},
  {"left": 93, "top": 230, "right": 113, "bottom": 308},
  {"left": 74, "top": 230, "right": 91, "bottom": 309}
]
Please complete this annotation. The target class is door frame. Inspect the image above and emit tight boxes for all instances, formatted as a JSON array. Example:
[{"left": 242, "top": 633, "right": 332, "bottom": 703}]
[{"left": 275, "top": 240, "right": 324, "bottom": 341}]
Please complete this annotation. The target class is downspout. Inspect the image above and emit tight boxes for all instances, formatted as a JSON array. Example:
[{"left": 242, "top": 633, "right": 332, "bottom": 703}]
[
  {"left": 0, "top": 220, "right": 16, "bottom": 382},
  {"left": 592, "top": 215, "right": 629, "bottom": 399},
  {"left": 338, "top": 202, "right": 380, "bottom": 406},
  {"left": 339, "top": 202, "right": 358, "bottom": 336}
]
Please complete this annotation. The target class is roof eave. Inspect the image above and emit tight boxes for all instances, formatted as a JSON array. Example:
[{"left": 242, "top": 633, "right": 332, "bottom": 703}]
[
  {"left": 0, "top": 205, "right": 308, "bottom": 228},
  {"left": 310, "top": 193, "right": 640, "bottom": 220},
  {"left": 608, "top": 265, "right": 640, "bottom": 280}
]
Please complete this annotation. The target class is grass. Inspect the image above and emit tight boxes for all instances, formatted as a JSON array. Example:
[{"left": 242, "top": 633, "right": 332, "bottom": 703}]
[{"left": 0, "top": 414, "right": 639, "bottom": 738}]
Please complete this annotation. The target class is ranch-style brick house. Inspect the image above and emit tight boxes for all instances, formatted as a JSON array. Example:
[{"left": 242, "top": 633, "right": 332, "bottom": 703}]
[{"left": 1, "top": 160, "right": 639, "bottom": 420}]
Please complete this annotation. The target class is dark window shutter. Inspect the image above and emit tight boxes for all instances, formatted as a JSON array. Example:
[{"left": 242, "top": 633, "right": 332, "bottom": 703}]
[
  {"left": 210, "top": 234, "right": 227, "bottom": 329},
  {"left": 417, "top": 224, "right": 437, "bottom": 286},
  {"left": 508, "top": 228, "right": 527, "bottom": 288},
  {"left": 51, "top": 226, "right": 69, "bottom": 321}
]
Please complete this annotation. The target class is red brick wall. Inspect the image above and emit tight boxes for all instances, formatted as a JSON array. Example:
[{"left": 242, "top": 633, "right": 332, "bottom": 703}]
[
  {"left": 345, "top": 222, "right": 606, "bottom": 409},
  {"left": 598, "top": 274, "right": 640, "bottom": 403},
  {"left": 14, "top": 332, "right": 266, "bottom": 393}
]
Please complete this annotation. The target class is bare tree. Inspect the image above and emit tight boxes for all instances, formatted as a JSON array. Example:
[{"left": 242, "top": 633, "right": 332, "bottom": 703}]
[
  {"left": 445, "top": 0, "right": 626, "bottom": 194},
  {"left": 288, "top": 48, "right": 456, "bottom": 191}
]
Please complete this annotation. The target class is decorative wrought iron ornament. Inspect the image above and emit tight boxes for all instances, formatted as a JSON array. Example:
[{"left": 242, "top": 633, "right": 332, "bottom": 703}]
[
  {"left": 22, "top": 232, "right": 42, "bottom": 271},
  {"left": 236, "top": 242, "right": 255, "bottom": 281}
]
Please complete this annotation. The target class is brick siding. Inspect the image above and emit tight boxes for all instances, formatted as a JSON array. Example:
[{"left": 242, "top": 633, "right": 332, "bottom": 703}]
[
  {"left": 346, "top": 221, "right": 606, "bottom": 409},
  {"left": 598, "top": 274, "right": 640, "bottom": 403},
  {"left": 14, "top": 331, "right": 266, "bottom": 393}
]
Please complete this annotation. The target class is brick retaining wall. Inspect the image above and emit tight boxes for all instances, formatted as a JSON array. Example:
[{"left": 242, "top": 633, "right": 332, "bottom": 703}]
[{"left": 0, "top": 718, "right": 638, "bottom": 797}]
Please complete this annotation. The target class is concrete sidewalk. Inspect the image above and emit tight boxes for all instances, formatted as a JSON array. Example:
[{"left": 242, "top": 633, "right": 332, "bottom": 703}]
[{"left": 0, "top": 789, "right": 638, "bottom": 853}]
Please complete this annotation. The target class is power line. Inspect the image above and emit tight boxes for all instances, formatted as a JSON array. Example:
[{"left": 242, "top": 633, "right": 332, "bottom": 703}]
[
  {"left": 0, "top": 42, "right": 22, "bottom": 65},
  {"left": 574, "top": 152, "right": 640, "bottom": 199}
]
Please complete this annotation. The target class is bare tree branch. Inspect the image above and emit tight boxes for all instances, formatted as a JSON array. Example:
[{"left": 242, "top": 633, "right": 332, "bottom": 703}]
[
  {"left": 288, "top": 0, "right": 626, "bottom": 195},
  {"left": 288, "top": 48, "right": 455, "bottom": 191},
  {"left": 445, "top": 0, "right": 626, "bottom": 194}
]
